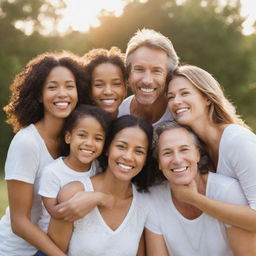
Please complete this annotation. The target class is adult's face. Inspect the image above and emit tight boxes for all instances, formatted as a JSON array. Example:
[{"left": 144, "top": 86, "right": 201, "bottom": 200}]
[
  {"left": 41, "top": 66, "right": 78, "bottom": 120},
  {"left": 128, "top": 46, "right": 169, "bottom": 105},
  {"left": 167, "top": 76, "right": 210, "bottom": 126},
  {"left": 158, "top": 127, "right": 200, "bottom": 185}
]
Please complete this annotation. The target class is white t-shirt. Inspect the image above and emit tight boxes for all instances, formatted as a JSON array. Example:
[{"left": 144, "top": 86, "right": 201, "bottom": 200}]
[
  {"left": 68, "top": 177, "right": 149, "bottom": 256},
  {"left": 38, "top": 157, "right": 99, "bottom": 231},
  {"left": 217, "top": 124, "right": 256, "bottom": 209},
  {"left": 0, "top": 124, "right": 54, "bottom": 256},
  {"left": 145, "top": 172, "right": 247, "bottom": 256},
  {"left": 118, "top": 95, "right": 173, "bottom": 126}
]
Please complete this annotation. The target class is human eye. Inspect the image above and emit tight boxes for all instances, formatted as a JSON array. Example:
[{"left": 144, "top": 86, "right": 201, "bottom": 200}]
[
  {"left": 167, "top": 94, "right": 175, "bottom": 101},
  {"left": 136, "top": 149, "right": 146, "bottom": 155},
  {"left": 78, "top": 133, "right": 86, "bottom": 138},
  {"left": 153, "top": 68, "right": 163, "bottom": 75},
  {"left": 116, "top": 143, "right": 125, "bottom": 150},
  {"left": 133, "top": 66, "right": 144, "bottom": 72},
  {"left": 181, "top": 90, "right": 190, "bottom": 96},
  {"left": 180, "top": 147, "right": 189, "bottom": 152},
  {"left": 47, "top": 83, "right": 57, "bottom": 90},
  {"left": 112, "top": 81, "right": 122, "bottom": 86},
  {"left": 96, "top": 135, "right": 104, "bottom": 142},
  {"left": 66, "top": 83, "right": 76, "bottom": 89},
  {"left": 94, "top": 83, "right": 104, "bottom": 87},
  {"left": 162, "top": 151, "right": 171, "bottom": 156}
]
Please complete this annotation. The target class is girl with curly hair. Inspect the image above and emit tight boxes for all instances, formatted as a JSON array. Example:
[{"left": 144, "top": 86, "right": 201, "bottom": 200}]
[
  {"left": 0, "top": 51, "right": 89, "bottom": 256},
  {"left": 83, "top": 47, "right": 127, "bottom": 118}
]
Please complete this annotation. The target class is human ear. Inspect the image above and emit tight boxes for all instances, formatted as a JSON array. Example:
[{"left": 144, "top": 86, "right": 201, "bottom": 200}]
[{"left": 65, "top": 132, "right": 71, "bottom": 144}]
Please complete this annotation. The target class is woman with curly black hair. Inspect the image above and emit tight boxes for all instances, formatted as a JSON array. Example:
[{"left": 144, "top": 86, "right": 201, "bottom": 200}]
[
  {"left": 83, "top": 47, "right": 127, "bottom": 118},
  {"left": 0, "top": 51, "right": 89, "bottom": 256}
]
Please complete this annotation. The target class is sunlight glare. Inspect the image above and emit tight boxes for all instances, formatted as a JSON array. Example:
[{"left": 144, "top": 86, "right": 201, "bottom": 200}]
[{"left": 58, "top": 0, "right": 126, "bottom": 33}]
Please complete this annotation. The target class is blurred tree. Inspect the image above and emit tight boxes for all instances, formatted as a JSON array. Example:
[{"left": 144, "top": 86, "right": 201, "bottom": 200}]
[{"left": 0, "top": 0, "right": 67, "bottom": 169}]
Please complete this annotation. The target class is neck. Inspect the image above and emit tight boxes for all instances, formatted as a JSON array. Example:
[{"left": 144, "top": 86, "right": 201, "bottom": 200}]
[
  {"left": 92, "top": 171, "right": 132, "bottom": 199},
  {"left": 131, "top": 95, "right": 168, "bottom": 124},
  {"left": 171, "top": 173, "right": 207, "bottom": 219},
  {"left": 190, "top": 121, "right": 227, "bottom": 167}
]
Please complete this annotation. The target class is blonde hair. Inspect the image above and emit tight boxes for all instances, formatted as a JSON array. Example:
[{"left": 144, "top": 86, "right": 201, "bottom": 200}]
[
  {"left": 125, "top": 28, "right": 179, "bottom": 73},
  {"left": 171, "top": 65, "right": 249, "bottom": 128}
]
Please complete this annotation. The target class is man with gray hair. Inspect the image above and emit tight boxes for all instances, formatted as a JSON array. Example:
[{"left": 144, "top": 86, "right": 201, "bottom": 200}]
[{"left": 118, "top": 28, "right": 179, "bottom": 126}]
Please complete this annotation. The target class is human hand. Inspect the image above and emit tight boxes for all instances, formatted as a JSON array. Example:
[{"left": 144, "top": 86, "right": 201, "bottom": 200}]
[
  {"left": 171, "top": 180, "right": 199, "bottom": 203},
  {"left": 55, "top": 191, "right": 103, "bottom": 222},
  {"left": 98, "top": 193, "right": 115, "bottom": 209}
]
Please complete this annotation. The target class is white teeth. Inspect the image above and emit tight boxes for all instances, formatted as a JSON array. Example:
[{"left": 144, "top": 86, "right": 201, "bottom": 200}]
[
  {"left": 171, "top": 167, "right": 187, "bottom": 173},
  {"left": 81, "top": 149, "right": 94, "bottom": 154},
  {"left": 140, "top": 88, "right": 154, "bottom": 93},
  {"left": 55, "top": 102, "right": 68, "bottom": 107},
  {"left": 118, "top": 163, "right": 133, "bottom": 170},
  {"left": 176, "top": 108, "right": 189, "bottom": 114},
  {"left": 102, "top": 99, "right": 115, "bottom": 104}
]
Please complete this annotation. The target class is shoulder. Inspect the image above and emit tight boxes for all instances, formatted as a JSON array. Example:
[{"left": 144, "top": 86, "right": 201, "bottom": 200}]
[
  {"left": 207, "top": 172, "right": 247, "bottom": 205},
  {"left": 221, "top": 124, "right": 256, "bottom": 146},
  {"left": 118, "top": 95, "right": 134, "bottom": 116},
  {"left": 139, "top": 182, "right": 169, "bottom": 203},
  {"left": 10, "top": 124, "right": 43, "bottom": 150}
]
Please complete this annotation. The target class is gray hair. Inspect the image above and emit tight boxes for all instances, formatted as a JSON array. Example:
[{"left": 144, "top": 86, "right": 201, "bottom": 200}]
[
  {"left": 153, "top": 120, "right": 210, "bottom": 173},
  {"left": 125, "top": 28, "right": 179, "bottom": 74}
]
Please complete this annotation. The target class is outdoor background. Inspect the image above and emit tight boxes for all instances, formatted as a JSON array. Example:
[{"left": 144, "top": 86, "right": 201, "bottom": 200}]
[{"left": 1, "top": 0, "right": 256, "bottom": 216}]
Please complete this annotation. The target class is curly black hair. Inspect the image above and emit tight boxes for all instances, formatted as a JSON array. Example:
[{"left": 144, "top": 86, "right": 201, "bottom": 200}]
[
  {"left": 82, "top": 47, "right": 128, "bottom": 103},
  {"left": 4, "top": 51, "right": 90, "bottom": 132}
]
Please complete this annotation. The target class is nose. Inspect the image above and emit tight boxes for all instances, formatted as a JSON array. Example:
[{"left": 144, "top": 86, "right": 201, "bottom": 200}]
[
  {"left": 172, "top": 95, "right": 182, "bottom": 105},
  {"left": 57, "top": 85, "right": 68, "bottom": 97},
  {"left": 84, "top": 136, "right": 94, "bottom": 147},
  {"left": 172, "top": 151, "right": 182, "bottom": 165},
  {"left": 141, "top": 70, "right": 153, "bottom": 85},
  {"left": 122, "top": 149, "right": 134, "bottom": 161},
  {"left": 103, "top": 84, "right": 113, "bottom": 95}
]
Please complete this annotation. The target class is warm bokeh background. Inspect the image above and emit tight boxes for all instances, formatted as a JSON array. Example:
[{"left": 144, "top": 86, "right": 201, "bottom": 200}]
[{"left": 1, "top": 0, "right": 256, "bottom": 216}]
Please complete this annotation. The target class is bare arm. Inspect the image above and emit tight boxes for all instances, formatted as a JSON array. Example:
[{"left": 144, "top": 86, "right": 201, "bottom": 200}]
[
  {"left": 47, "top": 181, "right": 114, "bottom": 250},
  {"left": 7, "top": 180, "right": 67, "bottom": 256},
  {"left": 137, "top": 231, "right": 146, "bottom": 256},
  {"left": 145, "top": 228, "right": 169, "bottom": 256},
  {"left": 227, "top": 226, "right": 256, "bottom": 255},
  {"left": 52, "top": 182, "right": 113, "bottom": 222},
  {"left": 171, "top": 181, "right": 256, "bottom": 232}
]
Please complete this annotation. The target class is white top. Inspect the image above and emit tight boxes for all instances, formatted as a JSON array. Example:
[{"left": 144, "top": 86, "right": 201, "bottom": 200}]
[
  {"left": 118, "top": 95, "right": 173, "bottom": 126},
  {"left": 68, "top": 178, "right": 149, "bottom": 256},
  {"left": 145, "top": 172, "right": 247, "bottom": 256},
  {"left": 0, "top": 124, "right": 54, "bottom": 256},
  {"left": 38, "top": 157, "right": 99, "bottom": 231},
  {"left": 217, "top": 124, "right": 256, "bottom": 209}
]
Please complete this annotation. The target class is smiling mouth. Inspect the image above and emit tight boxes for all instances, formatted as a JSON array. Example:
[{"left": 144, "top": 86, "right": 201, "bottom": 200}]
[
  {"left": 175, "top": 108, "right": 189, "bottom": 114},
  {"left": 118, "top": 162, "right": 133, "bottom": 170},
  {"left": 54, "top": 102, "right": 70, "bottom": 108},
  {"left": 139, "top": 87, "right": 155, "bottom": 93},
  {"left": 171, "top": 167, "right": 188, "bottom": 173},
  {"left": 100, "top": 99, "right": 116, "bottom": 105},
  {"left": 80, "top": 149, "right": 94, "bottom": 155}
]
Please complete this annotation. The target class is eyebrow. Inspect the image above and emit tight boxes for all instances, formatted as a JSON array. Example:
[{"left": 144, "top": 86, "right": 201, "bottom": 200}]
[
  {"left": 167, "top": 87, "right": 188, "bottom": 93},
  {"left": 116, "top": 140, "right": 147, "bottom": 150},
  {"left": 47, "top": 80, "right": 75, "bottom": 84}
]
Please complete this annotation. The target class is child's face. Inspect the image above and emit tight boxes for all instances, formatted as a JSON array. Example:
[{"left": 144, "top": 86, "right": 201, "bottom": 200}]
[
  {"left": 65, "top": 116, "right": 105, "bottom": 172},
  {"left": 91, "top": 63, "right": 127, "bottom": 117},
  {"left": 106, "top": 126, "right": 148, "bottom": 182}
]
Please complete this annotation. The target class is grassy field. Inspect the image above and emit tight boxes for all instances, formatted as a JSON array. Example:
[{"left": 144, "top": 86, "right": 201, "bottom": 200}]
[{"left": 0, "top": 176, "right": 8, "bottom": 217}]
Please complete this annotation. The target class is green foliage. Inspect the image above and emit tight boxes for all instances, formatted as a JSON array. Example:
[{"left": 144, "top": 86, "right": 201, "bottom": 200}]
[{"left": 0, "top": 0, "right": 256, "bottom": 172}]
